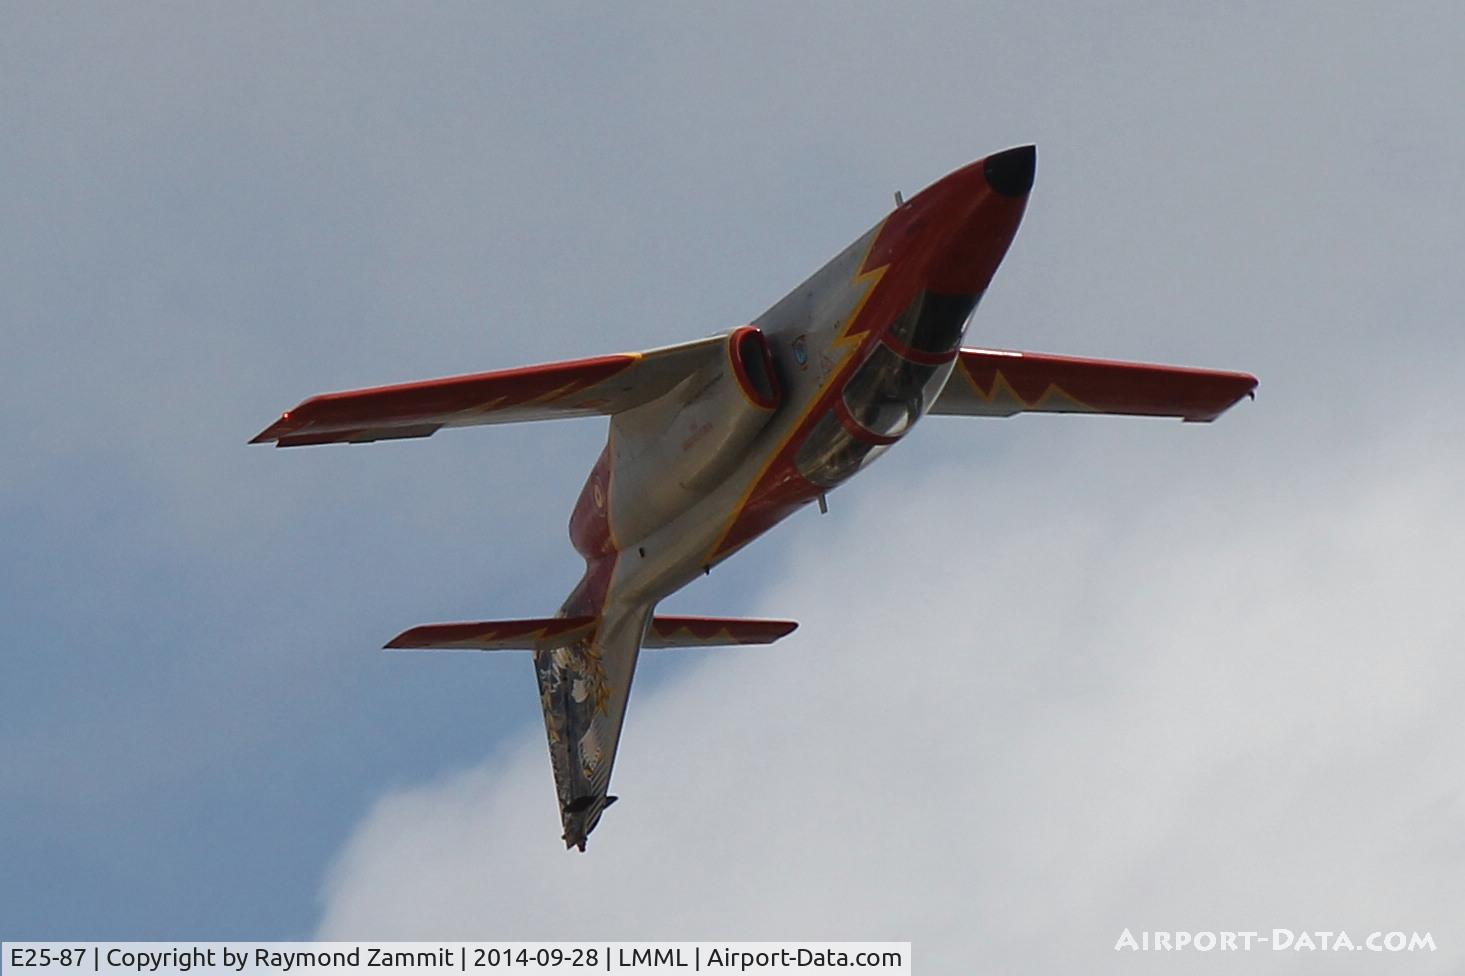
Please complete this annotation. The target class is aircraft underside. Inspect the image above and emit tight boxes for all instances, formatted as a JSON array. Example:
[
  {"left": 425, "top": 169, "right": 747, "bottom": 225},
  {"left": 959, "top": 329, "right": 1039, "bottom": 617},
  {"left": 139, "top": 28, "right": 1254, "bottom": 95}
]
[{"left": 252, "top": 145, "right": 1257, "bottom": 849}]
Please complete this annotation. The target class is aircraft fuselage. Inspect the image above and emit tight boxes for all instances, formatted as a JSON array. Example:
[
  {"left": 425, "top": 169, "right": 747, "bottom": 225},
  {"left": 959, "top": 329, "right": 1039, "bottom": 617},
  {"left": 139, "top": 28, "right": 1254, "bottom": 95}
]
[
  {"left": 251, "top": 144, "right": 1258, "bottom": 850},
  {"left": 567, "top": 149, "right": 1033, "bottom": 615},
  {"left": 545, "top": 149, "right": 1034, "bottom": 845}
]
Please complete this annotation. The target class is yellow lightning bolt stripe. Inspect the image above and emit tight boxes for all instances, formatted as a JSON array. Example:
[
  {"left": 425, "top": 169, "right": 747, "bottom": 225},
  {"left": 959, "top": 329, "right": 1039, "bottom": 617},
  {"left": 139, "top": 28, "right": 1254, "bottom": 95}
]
[
  {"left": 705, "top": 223, "right": 894, "bottom": 560},
  {"left": 519, "top": 355, "right": 636, "bottom": 409},
  {"left": 706, "top": 254, "right": 892, "bottom": 559},
  {"left": 532, "top": 620, "right": 597, "bottom": 647},
  {"left": 1029, "top": 384, "right": 1094, "bottom": 412},
  {"left": 434, "top": 618, "right": 598, "bottom": 649},
  {"left": 953, "top": 363, "right": 1096, "bottom": 413},
  {"left": 697, "top": 231, "right": 890, "bottom": 559},
  {"left": 455, "top": 353, "right": 640, "bottom": 419},
  {"left": 831, "top": 261, "right": 892, "bottom": 349}
]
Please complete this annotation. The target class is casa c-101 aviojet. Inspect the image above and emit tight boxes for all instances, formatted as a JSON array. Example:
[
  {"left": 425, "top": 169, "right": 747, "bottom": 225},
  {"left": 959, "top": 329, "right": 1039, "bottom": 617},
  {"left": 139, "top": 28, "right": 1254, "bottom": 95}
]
[{"left": 252, "top": 146, "right": 1256, "bottom": 850}]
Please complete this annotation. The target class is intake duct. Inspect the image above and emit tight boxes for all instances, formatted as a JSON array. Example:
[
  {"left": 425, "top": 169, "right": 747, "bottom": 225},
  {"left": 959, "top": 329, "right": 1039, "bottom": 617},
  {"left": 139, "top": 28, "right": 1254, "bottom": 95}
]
[{"left": 729, "top": 325, "right": 781, "bottom": 410}]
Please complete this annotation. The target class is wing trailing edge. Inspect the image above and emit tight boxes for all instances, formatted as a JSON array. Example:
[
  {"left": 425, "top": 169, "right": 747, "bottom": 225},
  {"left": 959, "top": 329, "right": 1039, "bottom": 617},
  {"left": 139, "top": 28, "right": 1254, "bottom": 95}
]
[
  {"left": 931, "top": 347, "right": 1258, "bottom": 422},
  {"left": 385, "top": 615, "right": 798, "bottom": 651}
]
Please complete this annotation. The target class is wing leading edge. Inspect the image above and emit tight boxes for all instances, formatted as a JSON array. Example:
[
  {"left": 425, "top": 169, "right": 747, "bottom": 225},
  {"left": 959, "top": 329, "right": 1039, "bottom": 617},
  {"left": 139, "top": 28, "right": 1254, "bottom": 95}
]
[
  {"left": 931, "top": 348, "right": 1257, "bottom": 422},
  {"left": 250, "top": 333, "right": 733, "bottom": 447}
]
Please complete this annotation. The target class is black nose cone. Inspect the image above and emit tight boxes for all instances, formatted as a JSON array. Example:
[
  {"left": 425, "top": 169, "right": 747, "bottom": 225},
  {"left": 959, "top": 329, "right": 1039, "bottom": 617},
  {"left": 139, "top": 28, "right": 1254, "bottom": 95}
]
[{"left": 983, "top": 145, "right": 1036, "bottom": 198}]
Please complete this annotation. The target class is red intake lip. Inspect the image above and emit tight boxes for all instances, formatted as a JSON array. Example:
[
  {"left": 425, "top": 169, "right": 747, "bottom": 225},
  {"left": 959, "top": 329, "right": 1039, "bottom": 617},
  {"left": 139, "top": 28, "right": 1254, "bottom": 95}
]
[{"left": 728, "top": 325, "right": 781, "bottom": 410}]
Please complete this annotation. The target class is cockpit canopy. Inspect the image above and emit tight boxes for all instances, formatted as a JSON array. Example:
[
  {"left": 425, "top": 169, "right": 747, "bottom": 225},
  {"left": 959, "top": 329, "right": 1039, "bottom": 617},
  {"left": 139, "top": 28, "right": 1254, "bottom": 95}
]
[{"left": 795, "top": 290, "right": 979, "bottom": 488}]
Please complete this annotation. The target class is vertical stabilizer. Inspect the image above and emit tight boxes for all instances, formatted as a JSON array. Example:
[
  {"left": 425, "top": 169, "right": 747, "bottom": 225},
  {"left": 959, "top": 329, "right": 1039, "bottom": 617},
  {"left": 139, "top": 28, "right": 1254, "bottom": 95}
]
[{"left": 533, "top": 600, "right": 652, "bottom": 850}]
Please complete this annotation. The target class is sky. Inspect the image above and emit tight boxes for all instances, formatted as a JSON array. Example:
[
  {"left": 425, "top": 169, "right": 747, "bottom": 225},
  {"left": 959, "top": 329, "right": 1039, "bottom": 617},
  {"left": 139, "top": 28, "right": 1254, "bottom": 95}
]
[{"left": 3, "top": 2, "right": 1463, "bottom": 971}]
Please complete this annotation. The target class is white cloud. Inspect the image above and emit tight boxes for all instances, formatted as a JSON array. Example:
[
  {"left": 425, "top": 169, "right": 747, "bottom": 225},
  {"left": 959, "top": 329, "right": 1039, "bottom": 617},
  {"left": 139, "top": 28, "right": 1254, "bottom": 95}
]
[{"left": 315, "top": 428, "right": 1465, "bottom": 973}]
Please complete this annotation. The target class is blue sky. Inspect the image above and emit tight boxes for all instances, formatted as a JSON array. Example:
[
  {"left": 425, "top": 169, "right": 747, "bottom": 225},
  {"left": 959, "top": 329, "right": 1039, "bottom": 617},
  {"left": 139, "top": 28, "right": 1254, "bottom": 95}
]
[{"left": 5, "top": 4, "right": 1464, "bottom": 970}]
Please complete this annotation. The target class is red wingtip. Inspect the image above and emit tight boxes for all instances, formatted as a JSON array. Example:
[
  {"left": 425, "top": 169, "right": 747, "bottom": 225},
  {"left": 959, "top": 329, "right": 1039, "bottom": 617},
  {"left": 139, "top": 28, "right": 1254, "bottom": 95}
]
[{"left": 249, "top": 410, "right": 300, "bottom": 445}]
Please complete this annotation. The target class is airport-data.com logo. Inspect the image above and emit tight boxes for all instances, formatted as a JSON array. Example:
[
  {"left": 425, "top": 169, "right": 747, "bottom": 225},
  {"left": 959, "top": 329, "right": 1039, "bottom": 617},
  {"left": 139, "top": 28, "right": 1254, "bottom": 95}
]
[{"left": 1114, "top": 929, "right": 1436, "bottom": 953}]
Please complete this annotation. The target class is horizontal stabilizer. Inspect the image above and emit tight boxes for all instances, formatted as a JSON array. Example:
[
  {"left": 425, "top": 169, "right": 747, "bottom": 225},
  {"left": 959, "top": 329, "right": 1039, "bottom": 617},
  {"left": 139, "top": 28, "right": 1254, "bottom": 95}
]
[
  {"left": 385, "top": 615, "right": 797, "bottom": 651},
  {"left": 932, "top": 348, "right": 1257, "bottom": 422},
  {"left": 385, "top": 617, "right": 597, "bottom": 650},
  {"left": 252, "top": 332, "right": 734, "bottom": 447},
  {"left": 645, "top": 615, "right": 798, "bottom": 648}
]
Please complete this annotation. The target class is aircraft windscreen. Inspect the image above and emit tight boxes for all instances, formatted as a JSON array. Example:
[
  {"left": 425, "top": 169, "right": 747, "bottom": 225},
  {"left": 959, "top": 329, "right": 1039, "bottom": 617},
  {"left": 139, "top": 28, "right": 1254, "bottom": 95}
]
[{"left": 888, "top": 290, "right": 980, "bottom": 355}]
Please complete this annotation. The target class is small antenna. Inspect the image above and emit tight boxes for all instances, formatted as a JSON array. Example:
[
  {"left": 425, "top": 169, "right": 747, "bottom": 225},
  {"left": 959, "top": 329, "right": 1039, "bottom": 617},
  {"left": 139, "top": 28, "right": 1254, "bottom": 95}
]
[{"left": 893, "top": 190, "right": 904, "bottom": 207}]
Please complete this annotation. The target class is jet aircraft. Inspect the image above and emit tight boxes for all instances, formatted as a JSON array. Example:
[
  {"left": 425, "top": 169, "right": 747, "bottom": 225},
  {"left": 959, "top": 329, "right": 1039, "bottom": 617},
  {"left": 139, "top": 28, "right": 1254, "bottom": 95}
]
[{"left": 252, "top": 146, "right": 1256, "bottom": 850}]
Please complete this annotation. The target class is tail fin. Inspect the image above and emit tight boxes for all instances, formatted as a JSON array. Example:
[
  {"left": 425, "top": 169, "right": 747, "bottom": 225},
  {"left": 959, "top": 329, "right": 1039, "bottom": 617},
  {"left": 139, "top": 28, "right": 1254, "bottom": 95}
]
[
  {"left": 387, "top": 611, "right": 796, "bottom": 852},
  {"left": 385, "top": 615, "right": 797, "bottom": 651}
]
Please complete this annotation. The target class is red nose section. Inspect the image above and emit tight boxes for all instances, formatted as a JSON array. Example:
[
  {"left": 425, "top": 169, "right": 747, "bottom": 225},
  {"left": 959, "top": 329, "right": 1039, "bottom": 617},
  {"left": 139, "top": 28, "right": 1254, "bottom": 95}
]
[
  {"left": 924, "top": 146, "right": 1033, "bottom": 294},
  {"left": 865, "top": 147, "right": 1034, "bottom": 295}
]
